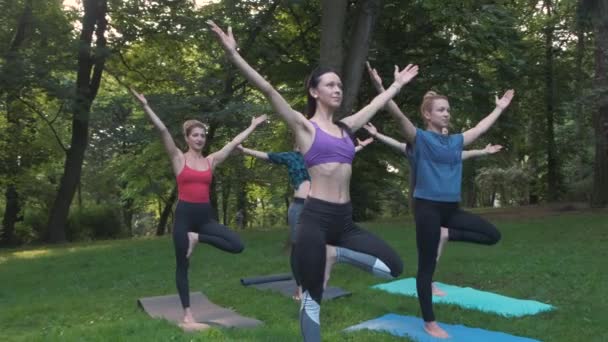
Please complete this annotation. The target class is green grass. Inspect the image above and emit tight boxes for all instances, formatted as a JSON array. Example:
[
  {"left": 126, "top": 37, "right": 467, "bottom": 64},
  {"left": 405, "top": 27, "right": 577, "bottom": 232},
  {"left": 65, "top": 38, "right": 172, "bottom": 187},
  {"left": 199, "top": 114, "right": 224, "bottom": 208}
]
[{"left": 1, "top": 209, "right": 607, "bottom": 341}]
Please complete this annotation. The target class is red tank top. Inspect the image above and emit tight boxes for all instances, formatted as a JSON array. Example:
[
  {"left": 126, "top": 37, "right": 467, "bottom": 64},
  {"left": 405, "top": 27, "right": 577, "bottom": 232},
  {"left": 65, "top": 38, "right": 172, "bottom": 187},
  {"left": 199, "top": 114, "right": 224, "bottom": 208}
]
[{"left": 176, "top": 159, "right": 212, "bottom": 203}]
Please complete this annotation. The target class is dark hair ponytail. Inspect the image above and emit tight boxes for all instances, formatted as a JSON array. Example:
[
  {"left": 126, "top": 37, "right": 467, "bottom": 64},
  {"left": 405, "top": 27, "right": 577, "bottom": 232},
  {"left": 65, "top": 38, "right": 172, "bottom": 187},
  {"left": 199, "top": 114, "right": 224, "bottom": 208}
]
[{"left": 305, "top": 66, "right": 340, "bottom": 118}]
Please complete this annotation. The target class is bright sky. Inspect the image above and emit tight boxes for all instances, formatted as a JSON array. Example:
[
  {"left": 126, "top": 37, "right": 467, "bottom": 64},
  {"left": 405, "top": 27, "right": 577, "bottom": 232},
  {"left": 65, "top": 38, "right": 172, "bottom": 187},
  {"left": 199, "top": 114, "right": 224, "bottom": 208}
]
[{"left": 63, "top": 0, "right": 219, "bottom": 9}]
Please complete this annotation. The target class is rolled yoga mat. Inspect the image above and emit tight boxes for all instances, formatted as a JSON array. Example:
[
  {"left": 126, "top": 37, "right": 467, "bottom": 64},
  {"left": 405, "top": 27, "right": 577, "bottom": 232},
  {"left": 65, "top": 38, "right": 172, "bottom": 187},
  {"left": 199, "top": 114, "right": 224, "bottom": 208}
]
[
  {"left": 241, "top": 273, "right": 351, "bottom": 301},
  {"left": 240, "top": 273, "right": 293, "bottom": 286}
]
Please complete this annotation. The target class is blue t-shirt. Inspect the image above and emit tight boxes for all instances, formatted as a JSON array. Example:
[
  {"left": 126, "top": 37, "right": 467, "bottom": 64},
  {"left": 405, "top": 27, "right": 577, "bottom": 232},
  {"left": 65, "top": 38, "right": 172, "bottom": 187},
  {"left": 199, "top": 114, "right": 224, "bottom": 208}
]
[
  {"left": 266, "top": 151, "right": 311, "bottom": 190},
  {"left": 404, "top": 144, "right": 415, "bottom": 200},
  {"left": 412, "top": 128, "right": 463, "bottom": 202}
]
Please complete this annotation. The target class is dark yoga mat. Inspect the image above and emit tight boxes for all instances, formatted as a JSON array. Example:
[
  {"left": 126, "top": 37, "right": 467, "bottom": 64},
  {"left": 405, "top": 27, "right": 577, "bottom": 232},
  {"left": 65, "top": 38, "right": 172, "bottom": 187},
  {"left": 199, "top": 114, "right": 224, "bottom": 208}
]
[
  {"left": 241, "top": 274, "right": 351, "bottom": 301},
  {"left": 240, "top": 273, "right": 293, "bottom": 286},
  {"left": 137, "top": 292, "right": 263, "bottom": 331}
]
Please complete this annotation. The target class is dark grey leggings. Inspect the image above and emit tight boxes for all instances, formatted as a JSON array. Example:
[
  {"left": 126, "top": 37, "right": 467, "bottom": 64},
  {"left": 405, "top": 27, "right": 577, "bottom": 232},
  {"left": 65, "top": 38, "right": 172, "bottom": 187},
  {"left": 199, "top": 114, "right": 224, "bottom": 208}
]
[
  {"left": 294, "top": 197, "right": 403, "bottom": 341},
  {"left": 173, "top": 201, "right": 244, "bottom": 308},
  {"left": 288, "top": 197, "right": 305, "bottom": 286},
  {"left": 413, "top": 198, "right": 501, "bottom": 322}
]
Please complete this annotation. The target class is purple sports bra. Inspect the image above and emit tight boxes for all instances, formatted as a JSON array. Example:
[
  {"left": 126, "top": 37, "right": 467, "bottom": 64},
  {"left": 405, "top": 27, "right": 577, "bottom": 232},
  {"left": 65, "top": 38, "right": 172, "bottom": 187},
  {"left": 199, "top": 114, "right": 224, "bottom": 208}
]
[{"left": 303, "top": 121, "right": 355, "bottom": 168}]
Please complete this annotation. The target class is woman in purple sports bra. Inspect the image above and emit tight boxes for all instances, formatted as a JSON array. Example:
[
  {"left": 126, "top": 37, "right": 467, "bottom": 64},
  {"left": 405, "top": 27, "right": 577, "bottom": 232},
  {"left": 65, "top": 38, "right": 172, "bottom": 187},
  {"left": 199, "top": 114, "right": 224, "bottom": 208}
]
[{"left": 208, "top": 21, "right": 418, "bottom": 341}]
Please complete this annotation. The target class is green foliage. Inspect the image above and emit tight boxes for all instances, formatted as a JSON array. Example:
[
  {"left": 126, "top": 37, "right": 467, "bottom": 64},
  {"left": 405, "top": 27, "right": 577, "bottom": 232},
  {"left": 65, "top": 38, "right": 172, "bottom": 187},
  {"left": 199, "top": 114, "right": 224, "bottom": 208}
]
[
  {"left": 66, "top": 204, "right": 125, "bottom": 241},
  {"left": 1, "top": 0, "right": 602, "bottom": 245},
  {"left": 475, "top": 164, "right": 531, "bottom": 206}
]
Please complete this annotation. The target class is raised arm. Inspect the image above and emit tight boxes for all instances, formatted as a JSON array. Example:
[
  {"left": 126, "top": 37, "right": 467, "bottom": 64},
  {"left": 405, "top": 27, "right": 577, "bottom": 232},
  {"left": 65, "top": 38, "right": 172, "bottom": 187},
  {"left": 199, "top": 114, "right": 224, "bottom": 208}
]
[
  {"left": 355, "top": 137, "right": 374, "bottom": 153},
  {"left": 462, "top": 90, "right": 514, "bottom": 146},
  {"left": 208, "top": 115, "right": 268, "bottom": 168},
  {"left": 340, "top": 63, "right": 418, "bottom": 132},
  {"left": 130, "top": 88, "right": 182, "bottom": 170},
  {"left": 207, "top": 21, "right": 311, "bottom": 134},
  {"left": 363, "top": 123, "right": 407, "bottom": 153},
  {"left": 462, "top": 143, "right": 503, "bottom": 160},
  {"left": 365, "top": 62, "right": 417, "bottom": 144},
  {"left": 237, "top": 144, "right": 270, "bottom": 160}
]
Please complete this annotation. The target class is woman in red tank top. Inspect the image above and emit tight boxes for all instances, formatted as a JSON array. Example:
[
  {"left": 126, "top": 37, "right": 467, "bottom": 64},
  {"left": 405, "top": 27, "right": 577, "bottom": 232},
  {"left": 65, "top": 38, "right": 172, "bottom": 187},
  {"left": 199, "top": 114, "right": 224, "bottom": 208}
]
[{"left": 130, "top": 88, "right": 267, "bottom": 329}]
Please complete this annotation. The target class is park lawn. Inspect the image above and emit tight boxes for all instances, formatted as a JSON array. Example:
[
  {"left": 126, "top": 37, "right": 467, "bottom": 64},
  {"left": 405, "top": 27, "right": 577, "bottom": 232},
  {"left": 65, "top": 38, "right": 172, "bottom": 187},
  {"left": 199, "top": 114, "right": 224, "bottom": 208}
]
[{"left": 1, "top": 209, "right": 607, "bottom": 341}]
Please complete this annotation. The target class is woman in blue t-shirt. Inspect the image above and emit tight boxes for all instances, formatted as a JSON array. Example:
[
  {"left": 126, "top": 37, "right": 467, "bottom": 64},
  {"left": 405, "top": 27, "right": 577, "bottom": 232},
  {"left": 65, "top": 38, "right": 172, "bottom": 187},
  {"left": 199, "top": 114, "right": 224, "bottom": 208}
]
[
  {"left": 363, "top": 122, "right": 503, "bottom": 298},
  {"left": 367, "top": 62, "right": 514, "bottom": 339}
]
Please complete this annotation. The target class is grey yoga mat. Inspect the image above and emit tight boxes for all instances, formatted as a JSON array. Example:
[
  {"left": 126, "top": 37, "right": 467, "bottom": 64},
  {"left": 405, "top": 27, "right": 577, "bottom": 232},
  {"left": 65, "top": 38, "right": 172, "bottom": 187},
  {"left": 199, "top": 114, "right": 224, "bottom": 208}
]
[{"left": 137, "top": 292, "right": 262, "bottom": 331}]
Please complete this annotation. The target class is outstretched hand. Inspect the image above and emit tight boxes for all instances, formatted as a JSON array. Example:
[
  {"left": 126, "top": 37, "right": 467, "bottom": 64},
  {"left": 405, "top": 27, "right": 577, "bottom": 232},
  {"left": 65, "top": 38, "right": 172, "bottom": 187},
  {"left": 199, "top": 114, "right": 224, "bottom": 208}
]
[
  {"left": 393, "top": 64, "right": 419, "bottom": 87},
  {"left": 207, "top": 20, "right": 238, "bottom": 52},
  {"left": 363, "top": 122, "right": 378, "bottom": 136},
  {"left": 495, "top": 89, "right": 515, "bottom": 110},
  {"left": 484, "top": 144, "right": 503, "bottom": 154},
  {"left": 365, "top": 62, "right": 384, "bottom": 90},
  {"left": 129, "top": 88, "right": 147, "bottom": 105},
  {"left": 251, "top": 114, "right": 268, "bottom": 127},
  {"left": 357, "top": 137, "right": 374, "bottom": 147}
]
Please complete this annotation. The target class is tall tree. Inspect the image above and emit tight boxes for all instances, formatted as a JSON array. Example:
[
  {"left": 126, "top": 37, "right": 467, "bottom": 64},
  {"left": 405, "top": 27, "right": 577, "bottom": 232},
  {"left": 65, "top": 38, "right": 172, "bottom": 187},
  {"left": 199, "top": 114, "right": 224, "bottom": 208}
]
[
  {"left": 1, "top": 0, "right": 33, "bottom": 246},
  {"left": 46, "top": 0, "right": 109, "bottom": 242},
  {"left": 544, "top": 0, "right": 561, "bottom": 201},
  {"left": 584, "top": 0, "right": 608, "bottom": 207},
  {"left": 319, "top": 0, "right": 383, "bottom": 116},
  {"left": 319, "top": 0, "right": 347, "bottom": 71}
]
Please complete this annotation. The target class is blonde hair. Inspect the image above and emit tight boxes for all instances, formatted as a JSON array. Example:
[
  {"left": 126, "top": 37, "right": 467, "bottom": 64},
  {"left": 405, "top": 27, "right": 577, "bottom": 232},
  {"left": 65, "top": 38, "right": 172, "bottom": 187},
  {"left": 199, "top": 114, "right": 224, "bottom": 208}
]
[
  {"left": 182, "top": 120, "right": 207, "bottom": 138},
  {"left": 420, "top": 91, "right": 448, "bottom": 120}
]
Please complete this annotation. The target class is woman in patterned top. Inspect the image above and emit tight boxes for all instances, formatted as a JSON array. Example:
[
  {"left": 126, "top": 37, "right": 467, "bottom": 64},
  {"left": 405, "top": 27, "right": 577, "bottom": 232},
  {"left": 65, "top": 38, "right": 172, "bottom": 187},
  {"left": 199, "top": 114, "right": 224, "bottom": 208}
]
[{"left": 237, "top": 138, "right": 373, "bottom": 300}]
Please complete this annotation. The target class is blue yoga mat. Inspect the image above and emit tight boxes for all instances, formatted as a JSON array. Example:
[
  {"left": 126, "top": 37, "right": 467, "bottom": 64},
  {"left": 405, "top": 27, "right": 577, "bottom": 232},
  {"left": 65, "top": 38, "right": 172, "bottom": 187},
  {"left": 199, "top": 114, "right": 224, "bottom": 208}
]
[
  {"left": 372, "top": 278, "right": 554, "bottom": 317},
  {"left": 345, "top": 313, "right": 540, "bottom": 342}
]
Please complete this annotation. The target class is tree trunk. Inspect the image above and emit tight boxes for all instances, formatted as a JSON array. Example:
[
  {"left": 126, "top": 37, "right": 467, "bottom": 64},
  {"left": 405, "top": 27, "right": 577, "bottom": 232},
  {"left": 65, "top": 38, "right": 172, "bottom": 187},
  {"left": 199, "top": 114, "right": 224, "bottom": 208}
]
[
  {"left": 156, "top": 187, "right": 177, "bottom": 236},
  {"left": 1, "top": 0, "right": 33, "bottom": 246},
  {"left": 46, "top": 0, "right": 108, "bottom": 242},
  {"left": 544, "top": 0, "right": 560, "bottom": 201},
  {"left": 122, "top": 197, "right": 134, "bottom": 236},
  {"left": 340, "top": 0, "right": 382, "bottom": 117},
  {"left": 1, "top": 186, "right": 21, "bottom": 246},
  {"left": 574, "top": 19, "right": 587, "bottom": 184},
  {"left": 591, "top": 8, "right": 608, "bottom": 207},
  {"left": 319, "top": 0, "right": 347, "bottom": 71}
]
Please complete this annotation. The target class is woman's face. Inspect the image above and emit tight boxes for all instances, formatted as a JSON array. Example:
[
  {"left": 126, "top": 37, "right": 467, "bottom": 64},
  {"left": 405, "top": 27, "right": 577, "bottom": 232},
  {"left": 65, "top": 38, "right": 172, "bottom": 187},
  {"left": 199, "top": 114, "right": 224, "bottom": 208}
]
[
  {"left": 424, "top": 98, "right": 451, "bottom": 129},
  {"left": 310, "top": 72, "right": 343, "bottom": 110},
  {"left": 185, "top": 127, "right": 206, "bottom": 151}
]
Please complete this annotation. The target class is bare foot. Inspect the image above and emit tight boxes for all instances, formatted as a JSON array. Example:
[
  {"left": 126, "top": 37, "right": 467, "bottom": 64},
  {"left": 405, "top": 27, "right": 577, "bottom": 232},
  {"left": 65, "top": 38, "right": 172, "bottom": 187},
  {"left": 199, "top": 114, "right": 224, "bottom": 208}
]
[
  {"left": 424, "top": 321, "right": 450, "bottom": 339},
  {"left": 179, "top": 321, "right": 211, "bottom": 331},
  {"left": 187, "top": 232, "right": 198, "bottom": 258},
  {"left": 183, "top": 308, "right": 196, "bottom": 323},
  {"left": 292, "top": 286, "right": 302, "bottom": 301},
  {"left": 324, "top": 245, "right": 337, "bottom": 289},
  {"left": 432, "top": 282, "right": 447, "bottom": 297}
]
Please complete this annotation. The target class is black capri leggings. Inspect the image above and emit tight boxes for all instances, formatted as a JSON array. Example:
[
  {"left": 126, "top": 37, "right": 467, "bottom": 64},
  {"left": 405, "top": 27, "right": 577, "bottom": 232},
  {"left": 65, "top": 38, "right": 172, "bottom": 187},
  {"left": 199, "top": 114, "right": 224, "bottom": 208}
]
[
  {"left": 173, "top": 200, "right": 244, "bottom": 308},
  {"left": 413, "top": 198, "right": 501, "bottom": 322},
  {"left": 294, "top": 197, "right": 403, "bottom": 303}
]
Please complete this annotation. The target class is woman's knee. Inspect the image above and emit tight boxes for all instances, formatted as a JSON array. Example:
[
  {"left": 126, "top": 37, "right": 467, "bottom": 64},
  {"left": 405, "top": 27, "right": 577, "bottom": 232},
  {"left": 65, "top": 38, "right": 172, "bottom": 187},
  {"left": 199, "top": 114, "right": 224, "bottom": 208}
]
[{"left": 488, "top": 226, "right": 501, "bottom": 245}]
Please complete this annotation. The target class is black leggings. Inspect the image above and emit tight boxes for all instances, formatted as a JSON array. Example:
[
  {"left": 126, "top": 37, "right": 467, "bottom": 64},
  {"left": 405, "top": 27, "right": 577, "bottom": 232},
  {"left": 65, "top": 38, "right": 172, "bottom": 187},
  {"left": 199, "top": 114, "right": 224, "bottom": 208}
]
[
  {"left": 413, "top": 198, "right": 501, "bottom": 322},
  {"left": 294, "top": 197, "right": 403, "bottom": 303},
  {"left": 173, "top": 201, "right": 244, "bottom": 308}
]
